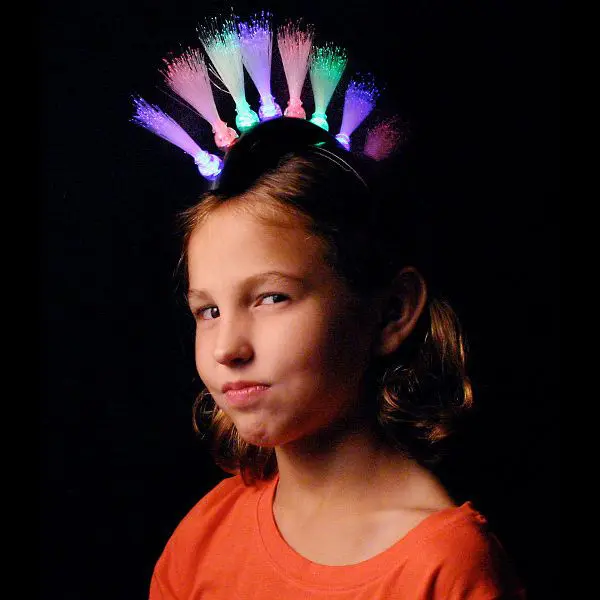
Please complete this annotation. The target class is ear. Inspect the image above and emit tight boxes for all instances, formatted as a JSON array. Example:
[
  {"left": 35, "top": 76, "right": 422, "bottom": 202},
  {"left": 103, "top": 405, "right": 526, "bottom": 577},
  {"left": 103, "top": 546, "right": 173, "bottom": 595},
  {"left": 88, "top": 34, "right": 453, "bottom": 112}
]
[{"left": 375, "top": 267, "right": 428, "bottom": 357}]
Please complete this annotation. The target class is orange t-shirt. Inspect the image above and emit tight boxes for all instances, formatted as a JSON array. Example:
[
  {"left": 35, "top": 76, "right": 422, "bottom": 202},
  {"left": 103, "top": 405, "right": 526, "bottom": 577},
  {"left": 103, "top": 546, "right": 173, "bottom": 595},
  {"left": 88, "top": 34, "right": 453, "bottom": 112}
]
[{"left": 150, "top": 474, "right": 526, "bottom": 599}]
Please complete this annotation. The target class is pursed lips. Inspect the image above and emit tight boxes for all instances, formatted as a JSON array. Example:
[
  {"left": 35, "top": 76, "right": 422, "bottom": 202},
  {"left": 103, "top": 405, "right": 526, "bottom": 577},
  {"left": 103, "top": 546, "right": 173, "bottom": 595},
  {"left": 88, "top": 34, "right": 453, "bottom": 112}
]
[
  {"left": 222, "top": 380, "right": 270, "bottom": 393},
  {"left": 221, "top": 382, "right": 271, "bottom": 407}
]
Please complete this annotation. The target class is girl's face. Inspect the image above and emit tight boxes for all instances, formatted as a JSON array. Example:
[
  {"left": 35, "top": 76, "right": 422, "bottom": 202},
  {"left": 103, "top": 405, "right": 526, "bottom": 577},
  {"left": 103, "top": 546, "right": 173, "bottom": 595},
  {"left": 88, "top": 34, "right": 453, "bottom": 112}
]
[{"left": 187, "top": 202, "right": 378, "bottom": 448}]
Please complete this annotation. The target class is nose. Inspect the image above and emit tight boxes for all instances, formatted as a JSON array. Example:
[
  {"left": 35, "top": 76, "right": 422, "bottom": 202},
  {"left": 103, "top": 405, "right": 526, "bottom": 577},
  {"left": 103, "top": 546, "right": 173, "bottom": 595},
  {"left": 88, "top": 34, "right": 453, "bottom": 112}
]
[{"left": 213, "top": 315, "right": 254, "bottom": 366}]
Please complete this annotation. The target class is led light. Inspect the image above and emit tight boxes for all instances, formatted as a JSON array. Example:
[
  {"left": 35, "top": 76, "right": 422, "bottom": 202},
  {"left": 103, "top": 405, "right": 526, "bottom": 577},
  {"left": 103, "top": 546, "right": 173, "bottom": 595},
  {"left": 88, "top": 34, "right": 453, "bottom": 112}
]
[
  {"left": 284, "top": 98, "right": 306, "bottom": 119},
  {"left": 258, "top": 95, "right": 283, "bottom": 121},
  {"left": 335, "top": 133, "right": 350, "bottom": 150},
  {"left": 236, "top": 110, "right": 260, "bottom": 132},
  {"left": 213, "top": 123, "right": 239, "bottom": 149},
  {"left": 310, "top": 112, "right": 329, "bottom": 131},
  {"left": 194, "top": 149, "right": 223, "bottom": 180}
]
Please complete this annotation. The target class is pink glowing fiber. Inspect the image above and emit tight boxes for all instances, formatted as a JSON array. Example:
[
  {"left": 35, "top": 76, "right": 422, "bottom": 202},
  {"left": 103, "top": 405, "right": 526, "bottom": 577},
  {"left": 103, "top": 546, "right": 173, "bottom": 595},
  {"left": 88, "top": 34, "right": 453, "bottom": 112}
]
[
  {"left": 277, "top": 21, "right": 314, "bottom": 118},
  {"left": 363, "top": 116, "right": 404, "bottom": 161},
  {"left": 131, "top": 97, "right": 201, "bottom": 158},
  {"left": 339, "top": 75, "right": 379, "bottom": 137},
  {"left": 162, "top": 48, "right": 237, "bottom": 148},
  {"left": 237, "top": 12, "right": 275, "bottom": 101}
]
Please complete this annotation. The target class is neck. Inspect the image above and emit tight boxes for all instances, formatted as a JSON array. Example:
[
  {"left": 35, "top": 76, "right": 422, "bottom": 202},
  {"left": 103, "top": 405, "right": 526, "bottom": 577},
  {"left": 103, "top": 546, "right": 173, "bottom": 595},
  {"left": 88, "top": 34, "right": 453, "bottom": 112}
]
[{"left": 273, "top": 421, "right": 416, "bottom": 515}]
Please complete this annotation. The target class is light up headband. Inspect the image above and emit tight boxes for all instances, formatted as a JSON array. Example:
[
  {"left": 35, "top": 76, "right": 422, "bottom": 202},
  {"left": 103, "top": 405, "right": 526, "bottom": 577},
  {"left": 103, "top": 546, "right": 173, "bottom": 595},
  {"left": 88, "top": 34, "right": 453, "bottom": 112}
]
[{"left": 131, "top": 11, "right": 403, "bottom": 182}]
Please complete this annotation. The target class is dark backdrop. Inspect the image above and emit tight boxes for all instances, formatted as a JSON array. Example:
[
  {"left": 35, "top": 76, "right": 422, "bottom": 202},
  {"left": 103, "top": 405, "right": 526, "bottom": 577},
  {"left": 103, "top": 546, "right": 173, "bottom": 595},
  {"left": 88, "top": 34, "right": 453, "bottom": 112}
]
[{"left": 40, "top": 1, "right": 560, "bottom": 599}]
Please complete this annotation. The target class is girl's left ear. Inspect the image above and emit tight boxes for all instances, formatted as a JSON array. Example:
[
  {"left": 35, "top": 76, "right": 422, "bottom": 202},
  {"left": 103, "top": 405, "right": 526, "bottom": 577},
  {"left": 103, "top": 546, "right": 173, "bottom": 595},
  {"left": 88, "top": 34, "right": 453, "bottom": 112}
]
[{"left": 375, "top": 267, "right": 428, "bottom": 357}]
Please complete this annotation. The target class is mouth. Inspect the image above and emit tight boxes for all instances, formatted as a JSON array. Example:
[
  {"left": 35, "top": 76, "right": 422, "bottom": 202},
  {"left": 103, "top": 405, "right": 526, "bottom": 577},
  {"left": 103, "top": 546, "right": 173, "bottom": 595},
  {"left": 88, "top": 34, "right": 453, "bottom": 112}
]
[
  {"left": 222, "top": 380, "right": 270, "bottom": 393},
  {"left": 223, "top": 384, "right": 270, "bottom": 408}
]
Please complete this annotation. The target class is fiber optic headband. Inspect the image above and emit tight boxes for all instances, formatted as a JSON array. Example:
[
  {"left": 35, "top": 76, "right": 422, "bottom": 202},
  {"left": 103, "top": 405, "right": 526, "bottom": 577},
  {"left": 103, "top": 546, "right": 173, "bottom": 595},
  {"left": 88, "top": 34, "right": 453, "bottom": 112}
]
[
  {"left": 213, "top": 117, "right": 370, "bottom": 195},
  {"left": 131, "top": 11, "right": 403, "bottom": 183}
]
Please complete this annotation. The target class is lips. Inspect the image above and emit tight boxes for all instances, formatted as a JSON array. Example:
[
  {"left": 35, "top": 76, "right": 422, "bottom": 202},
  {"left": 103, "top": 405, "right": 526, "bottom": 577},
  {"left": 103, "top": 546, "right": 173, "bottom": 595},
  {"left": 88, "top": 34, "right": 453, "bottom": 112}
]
[
  {"left": 222, "top": 381, "right": 269, "bottom": 393},
  {"left": 222, "top": 382, "right": 271, "bottom": 408}
]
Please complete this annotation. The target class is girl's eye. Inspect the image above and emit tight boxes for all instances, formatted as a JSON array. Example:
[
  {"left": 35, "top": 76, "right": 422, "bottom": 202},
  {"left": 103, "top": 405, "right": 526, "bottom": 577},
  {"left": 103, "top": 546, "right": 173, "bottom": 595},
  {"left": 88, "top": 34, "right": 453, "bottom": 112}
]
[
  {"left": 196, "top": 306, "right": 220, "bottom": 321},
  {"left": 260, "top": 293, "right": 289, "bottom": 305},
  {"left": 193, "top": 295, "right": 288, "bottom": 320}
]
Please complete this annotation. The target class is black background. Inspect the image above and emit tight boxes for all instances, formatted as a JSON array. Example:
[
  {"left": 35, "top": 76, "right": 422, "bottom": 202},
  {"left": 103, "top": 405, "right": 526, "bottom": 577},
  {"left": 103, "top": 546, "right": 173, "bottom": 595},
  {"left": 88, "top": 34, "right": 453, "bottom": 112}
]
[{"left": 41, "top": 1, "right": 560, "bottom": 598}]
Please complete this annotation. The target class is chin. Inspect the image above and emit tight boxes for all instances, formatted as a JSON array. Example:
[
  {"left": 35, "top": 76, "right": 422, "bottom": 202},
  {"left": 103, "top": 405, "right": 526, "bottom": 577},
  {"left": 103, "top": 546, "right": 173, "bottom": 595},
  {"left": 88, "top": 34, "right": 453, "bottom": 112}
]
[
  {"left": 238, "top": 432, "right": 279, "bottom": 448},
  {"left": 235, "top": 422, "right": 278, "bottom": 447},
  {"left": 235, "top": 421, "right": 296, "bottom": 448}
]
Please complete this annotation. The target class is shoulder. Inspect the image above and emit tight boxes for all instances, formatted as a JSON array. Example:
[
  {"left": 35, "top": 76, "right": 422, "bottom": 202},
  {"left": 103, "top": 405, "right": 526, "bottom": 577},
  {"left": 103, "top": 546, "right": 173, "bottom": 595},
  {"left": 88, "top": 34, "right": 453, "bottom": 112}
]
[
  {"left": 157, "top": 475, "right": 261, "bottom": 560},
  {"left": 414, "top": 501, "right": 496, "bottom": 554},
  {"left": 168, "top": 474, "right": 258, "bottom": 546},
  {"left": 186, "top": 474, "right": 248, "bottom": 515},
  {"left": 404, "top": 502, "right": 527, "bottom": 599},
  {"left": 150, "top": 475, "right": 269, "bottom": 598}
]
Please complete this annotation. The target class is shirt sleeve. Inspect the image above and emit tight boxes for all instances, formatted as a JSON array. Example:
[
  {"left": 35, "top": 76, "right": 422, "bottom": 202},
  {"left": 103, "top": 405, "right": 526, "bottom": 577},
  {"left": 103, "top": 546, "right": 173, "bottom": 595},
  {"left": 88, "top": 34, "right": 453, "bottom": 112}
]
[{"left": 428, "top": 525, "right": 527, "bottom": 600}]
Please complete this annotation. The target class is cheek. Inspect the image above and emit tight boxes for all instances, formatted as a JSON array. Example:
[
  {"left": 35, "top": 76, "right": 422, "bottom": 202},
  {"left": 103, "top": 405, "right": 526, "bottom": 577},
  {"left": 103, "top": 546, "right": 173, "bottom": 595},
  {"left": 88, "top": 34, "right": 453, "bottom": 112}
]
[
  {"left": 268, "top": 311, "right": 333, "bottom": 373},
  {"left": 193, "top": 330, "right": 215, "bottom": 384}
]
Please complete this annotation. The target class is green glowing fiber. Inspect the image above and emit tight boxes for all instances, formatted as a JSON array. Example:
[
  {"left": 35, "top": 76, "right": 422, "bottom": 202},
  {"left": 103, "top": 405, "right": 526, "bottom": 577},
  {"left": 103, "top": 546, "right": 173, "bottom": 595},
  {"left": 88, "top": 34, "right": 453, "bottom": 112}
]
[{"left": 309, "top": 44, "right": 347, "bottom": 126}]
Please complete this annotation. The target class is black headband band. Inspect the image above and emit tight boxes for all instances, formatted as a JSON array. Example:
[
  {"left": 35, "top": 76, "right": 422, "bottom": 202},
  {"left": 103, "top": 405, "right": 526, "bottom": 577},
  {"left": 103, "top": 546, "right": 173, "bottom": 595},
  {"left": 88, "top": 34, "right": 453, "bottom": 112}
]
[{"left": 211, "top": 117, "right": 370, "bottom": 194}]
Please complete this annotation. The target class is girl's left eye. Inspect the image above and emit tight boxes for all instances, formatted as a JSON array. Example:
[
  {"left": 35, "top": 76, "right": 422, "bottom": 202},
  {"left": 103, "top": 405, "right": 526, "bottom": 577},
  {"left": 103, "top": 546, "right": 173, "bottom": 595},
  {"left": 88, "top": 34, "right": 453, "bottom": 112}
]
[{"left": 259, "top": 293, "right": 289, "bottom": 305}]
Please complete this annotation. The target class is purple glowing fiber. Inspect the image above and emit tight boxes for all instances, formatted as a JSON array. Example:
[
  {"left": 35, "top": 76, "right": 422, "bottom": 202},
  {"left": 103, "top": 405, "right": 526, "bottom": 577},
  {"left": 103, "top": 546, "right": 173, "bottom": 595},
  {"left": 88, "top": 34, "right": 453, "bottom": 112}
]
[
  {"left": 339, "top": 75, "right": 379, "bottom": 138},
  {"left": 238, "top": 12, "right": 282, "bottom": 120},
  {"left": 131, "top": 97, "right": 201, "bottom": 158},
  {"left": 131, "top": 97, "right": 223, "bottom": 179},
  {"left": 237, "top": 12, "right": 274, "bottom": 100}
]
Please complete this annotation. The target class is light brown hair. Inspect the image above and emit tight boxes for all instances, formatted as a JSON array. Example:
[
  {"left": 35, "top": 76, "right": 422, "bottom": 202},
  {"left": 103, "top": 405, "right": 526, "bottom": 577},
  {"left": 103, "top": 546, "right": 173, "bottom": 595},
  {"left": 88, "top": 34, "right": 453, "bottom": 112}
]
[{"left": 178, "top": 152, "right": 473, "bottom": 485}]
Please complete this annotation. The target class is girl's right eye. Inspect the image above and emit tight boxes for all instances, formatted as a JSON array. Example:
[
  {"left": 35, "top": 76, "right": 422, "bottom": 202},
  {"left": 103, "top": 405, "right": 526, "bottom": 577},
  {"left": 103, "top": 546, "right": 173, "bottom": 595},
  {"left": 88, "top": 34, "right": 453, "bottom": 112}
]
[{"left": 195, "top": 306, "right": 220, "bottom": 321}]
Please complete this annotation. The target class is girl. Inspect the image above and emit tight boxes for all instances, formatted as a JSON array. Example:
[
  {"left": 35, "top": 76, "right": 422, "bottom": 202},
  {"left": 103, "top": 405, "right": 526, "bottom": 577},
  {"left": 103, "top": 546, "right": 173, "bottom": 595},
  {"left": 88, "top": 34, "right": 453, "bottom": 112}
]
[{"left": 149, "top": 117, "right": 526, "bottom": 599}]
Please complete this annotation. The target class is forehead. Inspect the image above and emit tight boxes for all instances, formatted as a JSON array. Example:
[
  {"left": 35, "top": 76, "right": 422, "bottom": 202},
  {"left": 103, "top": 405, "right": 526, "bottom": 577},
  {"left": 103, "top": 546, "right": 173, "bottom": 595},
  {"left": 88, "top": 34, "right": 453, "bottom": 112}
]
[{"left": 187, "top": 203, "right": 328, "bottom": 287}]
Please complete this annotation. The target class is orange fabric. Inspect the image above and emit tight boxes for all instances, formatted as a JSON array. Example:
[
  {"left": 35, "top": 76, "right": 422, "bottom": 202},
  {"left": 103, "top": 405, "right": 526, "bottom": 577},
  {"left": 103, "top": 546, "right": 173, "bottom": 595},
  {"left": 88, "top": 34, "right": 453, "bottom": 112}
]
[{"left": 150, "top": 475, "right": 526, "bottom": 599}]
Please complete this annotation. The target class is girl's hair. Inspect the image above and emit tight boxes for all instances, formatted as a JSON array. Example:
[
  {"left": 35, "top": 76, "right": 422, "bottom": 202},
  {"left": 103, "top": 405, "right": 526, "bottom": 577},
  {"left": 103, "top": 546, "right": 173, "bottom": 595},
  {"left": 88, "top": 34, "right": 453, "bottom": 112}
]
[{"left": 177, "top": 118, "right": 473, "bottom": 485}]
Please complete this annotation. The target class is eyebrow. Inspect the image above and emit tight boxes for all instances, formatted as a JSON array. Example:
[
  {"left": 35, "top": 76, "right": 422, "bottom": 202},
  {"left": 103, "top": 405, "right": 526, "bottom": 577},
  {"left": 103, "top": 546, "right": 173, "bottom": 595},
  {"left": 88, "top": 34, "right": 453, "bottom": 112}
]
[{"left": 187, "top": 270, "right": 305, "bottom": 301}]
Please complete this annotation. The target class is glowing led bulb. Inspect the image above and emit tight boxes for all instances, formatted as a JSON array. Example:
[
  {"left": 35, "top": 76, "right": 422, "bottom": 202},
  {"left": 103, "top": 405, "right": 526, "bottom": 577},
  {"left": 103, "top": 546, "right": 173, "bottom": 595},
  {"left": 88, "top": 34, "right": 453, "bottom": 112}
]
[
  {"left": 194, "top": 149, "right": 223, "bottom": 180},
  {"left": 284, "top": 97, "right": 306, "bottom": 119},
  {"left": 258, "top": 95, "right": 283, "bottom": 121},
  {"left": 235, "top": 100, "right": 260, "bottom": 132},
  {"left": 335, "top": 133, "right": 350, "bottom": 150},
  {"left": 310, "top": 112, "right": 329, "bottom": 131},
  {"left": 213, "top": 122, "right": 239, "bottom": 148}
]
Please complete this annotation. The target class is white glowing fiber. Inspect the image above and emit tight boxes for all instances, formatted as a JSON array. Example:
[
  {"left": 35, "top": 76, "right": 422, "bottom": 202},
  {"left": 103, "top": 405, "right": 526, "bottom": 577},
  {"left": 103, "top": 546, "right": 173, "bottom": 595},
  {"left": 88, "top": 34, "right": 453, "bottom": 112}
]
[{"left": 199, "top": 18, "right": 247, "bottom": 105}]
